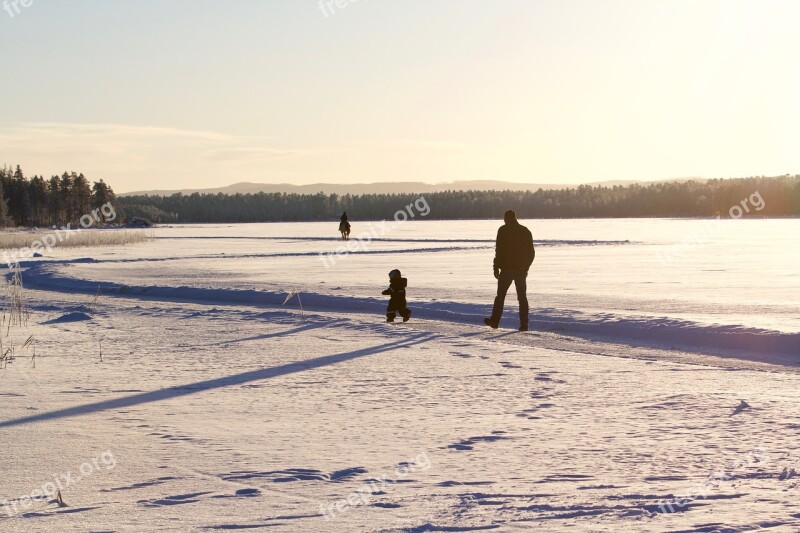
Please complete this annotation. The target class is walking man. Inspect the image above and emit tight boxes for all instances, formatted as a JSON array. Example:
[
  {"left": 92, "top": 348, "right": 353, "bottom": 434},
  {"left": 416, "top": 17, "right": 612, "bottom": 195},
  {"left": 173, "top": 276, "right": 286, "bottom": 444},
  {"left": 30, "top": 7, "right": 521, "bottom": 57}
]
[{"left": 484, "top": 210, "right": 535, "bottom": 331}]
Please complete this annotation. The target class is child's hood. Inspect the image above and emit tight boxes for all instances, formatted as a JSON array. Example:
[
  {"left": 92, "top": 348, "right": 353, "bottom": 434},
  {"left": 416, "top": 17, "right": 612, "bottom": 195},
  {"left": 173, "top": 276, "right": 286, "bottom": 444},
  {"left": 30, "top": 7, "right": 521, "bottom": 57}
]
[{"left": 391, "top": 277, "right": 408, "bottom": 288}]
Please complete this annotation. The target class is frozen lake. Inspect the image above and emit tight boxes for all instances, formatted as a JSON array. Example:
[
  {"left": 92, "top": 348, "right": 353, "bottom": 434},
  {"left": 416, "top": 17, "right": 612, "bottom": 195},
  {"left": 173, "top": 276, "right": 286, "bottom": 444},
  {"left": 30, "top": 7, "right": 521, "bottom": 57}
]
[
  {"left": 2, "top": 218, "right": 799, "bottom": 532},
  {"left": 22, "top": 218, "right": 800, "bottom": 360}
]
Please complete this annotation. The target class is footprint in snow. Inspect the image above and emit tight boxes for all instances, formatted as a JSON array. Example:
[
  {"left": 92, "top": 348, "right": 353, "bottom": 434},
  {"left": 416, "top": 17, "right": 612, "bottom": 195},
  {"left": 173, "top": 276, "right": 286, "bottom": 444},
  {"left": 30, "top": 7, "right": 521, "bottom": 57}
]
[
  {"left": 222, "top": 467, "right": 367, "bottom": 483},
  {"left": 730, "top": 400, "right": 751, "bottom": 416},
  {"left": 447, "top": 433, "right": 509, "bottom": 451},
  {"left": 138, "top": 492, "right": 213, "bottom": 507}
]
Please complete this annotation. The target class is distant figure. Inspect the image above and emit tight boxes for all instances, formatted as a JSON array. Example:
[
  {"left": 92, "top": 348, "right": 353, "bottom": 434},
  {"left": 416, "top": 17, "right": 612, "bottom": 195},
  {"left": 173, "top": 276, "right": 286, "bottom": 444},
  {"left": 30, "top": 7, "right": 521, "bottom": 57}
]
[
  {"left": 339, "top": 212, "right": 351, "bottom": 240},
  {"left": 484, "top": 210, "right": 535, "bottom": 331},
  {"left": 382, "top": 269, "right": 411, "bottom": 323}
]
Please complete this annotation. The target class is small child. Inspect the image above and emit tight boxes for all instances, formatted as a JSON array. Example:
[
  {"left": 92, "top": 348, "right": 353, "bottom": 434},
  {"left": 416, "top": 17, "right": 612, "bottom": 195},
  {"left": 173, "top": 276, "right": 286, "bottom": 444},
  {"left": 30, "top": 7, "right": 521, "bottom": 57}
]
[{"left": 382, "top": 269, "right": 411, "bottom": 323}]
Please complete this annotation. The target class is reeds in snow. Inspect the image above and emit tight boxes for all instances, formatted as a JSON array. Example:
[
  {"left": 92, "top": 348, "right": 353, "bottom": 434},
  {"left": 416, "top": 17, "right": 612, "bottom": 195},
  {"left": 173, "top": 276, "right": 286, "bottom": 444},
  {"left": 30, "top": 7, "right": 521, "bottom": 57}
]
[
  {"left": 0, "top": 228, "right": 153, "bottom": 251},
  {"left": 0, "top": 266, "right": 35, "bottom": 368}
]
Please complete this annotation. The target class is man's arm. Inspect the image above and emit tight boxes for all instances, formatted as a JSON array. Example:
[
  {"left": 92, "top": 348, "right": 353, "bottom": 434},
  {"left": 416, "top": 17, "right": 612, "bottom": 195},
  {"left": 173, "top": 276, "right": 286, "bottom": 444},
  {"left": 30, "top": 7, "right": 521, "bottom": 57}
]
[
  {"left": 493, "top": 227, "right": 504, "bottom": 270},
  {"left": 524, "top": 228, "right": 535, "bottom": 269}
]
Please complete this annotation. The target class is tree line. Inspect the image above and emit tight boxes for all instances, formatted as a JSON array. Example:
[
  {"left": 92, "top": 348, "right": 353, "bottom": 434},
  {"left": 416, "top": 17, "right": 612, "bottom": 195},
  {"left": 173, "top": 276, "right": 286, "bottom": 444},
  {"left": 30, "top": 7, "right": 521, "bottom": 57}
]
[
  {"left": 1, "top": 166, "right": 795, "bottom": 225},
  {"left": 119, "top": 175, "right": 800, "bottom": 222},
  {"left": 0, "top": 165, "right": 118, "bottom": 227}
]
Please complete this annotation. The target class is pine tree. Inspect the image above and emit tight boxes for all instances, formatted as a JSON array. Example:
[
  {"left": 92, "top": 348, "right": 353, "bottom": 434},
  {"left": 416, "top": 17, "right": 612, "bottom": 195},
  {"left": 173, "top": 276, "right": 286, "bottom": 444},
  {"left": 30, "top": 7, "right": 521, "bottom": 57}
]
[
  {"left": 48, "top": 175, "right": 63, "bottom": 225},
  {"left": 0, "top": 178, "right": 8, "bottom": 228},
  {"left": 29, "top": 176, "right": 49, "bottom": 226},
  {"left": 59, "top": 172, "right": 74, "bottom": 223},
  {"left": 11, "top": 165, "right": 31, "bottom": 226},
  {"left": 73, "top": 173, "right": 92, "bottom": 218},
  {"left": 93, "top": 180, "right": 115, "bottom": 205}
]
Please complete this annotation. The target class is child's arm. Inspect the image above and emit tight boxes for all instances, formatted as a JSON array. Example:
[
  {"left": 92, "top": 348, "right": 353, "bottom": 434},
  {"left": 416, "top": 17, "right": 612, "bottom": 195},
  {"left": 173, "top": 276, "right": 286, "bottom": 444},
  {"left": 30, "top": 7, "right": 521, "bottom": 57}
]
[{"left": 381, "top": 287, "right": 393, "bottom": 295}]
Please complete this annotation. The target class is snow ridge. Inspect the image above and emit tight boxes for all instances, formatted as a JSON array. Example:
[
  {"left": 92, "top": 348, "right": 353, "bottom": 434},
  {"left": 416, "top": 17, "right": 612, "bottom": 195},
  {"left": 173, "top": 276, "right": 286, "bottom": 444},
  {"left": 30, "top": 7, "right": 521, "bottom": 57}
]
[{"left": 16, "top": 260, "right": 800, "bottom": 365}]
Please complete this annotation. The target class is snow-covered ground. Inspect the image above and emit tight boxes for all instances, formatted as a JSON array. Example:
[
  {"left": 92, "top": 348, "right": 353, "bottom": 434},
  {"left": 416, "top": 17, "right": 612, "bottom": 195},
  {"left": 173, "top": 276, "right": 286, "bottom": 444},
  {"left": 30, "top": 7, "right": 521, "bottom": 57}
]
[{"left": 1, "top": 220, "right": 798, "bottom": 532}]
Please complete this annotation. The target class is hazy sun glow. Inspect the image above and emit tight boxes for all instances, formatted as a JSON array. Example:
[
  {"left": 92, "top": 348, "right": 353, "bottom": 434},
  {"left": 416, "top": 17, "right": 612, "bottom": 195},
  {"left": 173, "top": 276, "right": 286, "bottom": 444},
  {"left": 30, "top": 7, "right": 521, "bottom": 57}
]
[{"left": 1, "top": 0, "right": 798, "bottom": 192}]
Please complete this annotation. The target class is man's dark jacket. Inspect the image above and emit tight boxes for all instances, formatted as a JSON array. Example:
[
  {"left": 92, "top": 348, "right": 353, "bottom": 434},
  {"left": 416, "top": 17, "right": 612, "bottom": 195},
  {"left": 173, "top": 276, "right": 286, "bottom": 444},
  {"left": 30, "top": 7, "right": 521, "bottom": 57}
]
[{"left": 493, "top": 221, "right": 535, "bottom": 271}]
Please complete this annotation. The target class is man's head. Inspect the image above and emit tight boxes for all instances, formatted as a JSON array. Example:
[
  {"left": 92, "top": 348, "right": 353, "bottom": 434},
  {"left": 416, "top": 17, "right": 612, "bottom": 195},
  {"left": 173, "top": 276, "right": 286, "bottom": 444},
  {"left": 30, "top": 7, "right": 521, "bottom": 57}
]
[{"left": 504, "top": 210, "right": 517, "bottom": 224}]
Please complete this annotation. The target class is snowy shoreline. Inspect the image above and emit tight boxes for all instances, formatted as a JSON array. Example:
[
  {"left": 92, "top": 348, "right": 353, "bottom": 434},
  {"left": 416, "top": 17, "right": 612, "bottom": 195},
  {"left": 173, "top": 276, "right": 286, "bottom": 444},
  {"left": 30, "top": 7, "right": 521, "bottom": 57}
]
[{"left": 14, "top": 259, "right": 800, "bottom": 368}]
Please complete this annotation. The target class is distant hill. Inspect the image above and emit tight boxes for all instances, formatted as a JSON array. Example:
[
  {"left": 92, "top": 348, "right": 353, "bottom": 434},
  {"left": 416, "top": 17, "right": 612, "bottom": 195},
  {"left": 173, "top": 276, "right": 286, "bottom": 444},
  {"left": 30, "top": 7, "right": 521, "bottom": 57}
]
[{"left": 120, "top": 179, "right": 660, "bottom": 197}]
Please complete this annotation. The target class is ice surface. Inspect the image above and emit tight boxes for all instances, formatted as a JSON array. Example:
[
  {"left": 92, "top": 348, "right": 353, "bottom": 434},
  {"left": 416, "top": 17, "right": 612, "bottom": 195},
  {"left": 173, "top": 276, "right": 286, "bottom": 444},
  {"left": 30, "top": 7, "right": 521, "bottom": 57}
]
[
  {"left": 17, "top": 220, "right": 800, "bottom": 359},
  {"left": 1, "top": 220, "right": 798, "bottom": 531}
]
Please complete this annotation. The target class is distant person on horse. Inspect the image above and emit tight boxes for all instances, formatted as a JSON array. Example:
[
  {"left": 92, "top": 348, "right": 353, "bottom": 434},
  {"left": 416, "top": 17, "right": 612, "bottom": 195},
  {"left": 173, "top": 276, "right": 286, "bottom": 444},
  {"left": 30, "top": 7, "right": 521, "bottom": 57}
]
[
  {"left": 484, "top": 210, "right": 535, "bottom": 331},
  {"left": 339, "top": 212, "right": 351, "bottom": 240}
]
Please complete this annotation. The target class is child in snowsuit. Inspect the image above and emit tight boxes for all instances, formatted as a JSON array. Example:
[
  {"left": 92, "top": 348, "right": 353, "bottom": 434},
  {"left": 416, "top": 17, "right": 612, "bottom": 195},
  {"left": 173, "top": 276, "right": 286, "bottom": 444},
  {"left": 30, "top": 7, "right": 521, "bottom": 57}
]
[{"left": 382, "top": 269, "right": 411, "bottom": 323}]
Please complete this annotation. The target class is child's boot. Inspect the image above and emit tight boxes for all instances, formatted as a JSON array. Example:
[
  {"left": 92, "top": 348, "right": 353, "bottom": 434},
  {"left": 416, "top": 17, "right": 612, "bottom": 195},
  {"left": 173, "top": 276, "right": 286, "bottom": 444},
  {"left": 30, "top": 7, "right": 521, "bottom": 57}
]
[{"left": 386, "top": 313, "right": 396, "bottom": 323}]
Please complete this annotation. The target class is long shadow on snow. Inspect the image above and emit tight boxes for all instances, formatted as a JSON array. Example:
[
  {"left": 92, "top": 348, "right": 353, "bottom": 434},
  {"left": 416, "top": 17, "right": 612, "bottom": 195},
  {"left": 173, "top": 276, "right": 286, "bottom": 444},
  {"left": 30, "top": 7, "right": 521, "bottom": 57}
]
[
  {"left": 206, "top": 319, "right": 348, "bottom": 346},
  {"left": 0, "top": 332, "right": 435, "bottom": 429}
]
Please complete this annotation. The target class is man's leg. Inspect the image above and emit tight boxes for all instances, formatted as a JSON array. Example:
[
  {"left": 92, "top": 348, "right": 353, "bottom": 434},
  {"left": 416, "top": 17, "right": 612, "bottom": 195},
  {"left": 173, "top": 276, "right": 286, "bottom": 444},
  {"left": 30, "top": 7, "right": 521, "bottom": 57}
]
[
  {"left": 489, "top": 270, "right": 514, "bottom": 324},
  {"left": 514, "top": 270, "right": 529, "bottom": 329}
]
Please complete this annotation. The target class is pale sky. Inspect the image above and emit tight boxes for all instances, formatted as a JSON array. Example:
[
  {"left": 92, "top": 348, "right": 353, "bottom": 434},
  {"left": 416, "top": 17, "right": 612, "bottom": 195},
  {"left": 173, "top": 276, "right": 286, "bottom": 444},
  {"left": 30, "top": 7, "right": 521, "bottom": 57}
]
[{"left": 1, "top": 0, "right": 798, "bottom": 192}]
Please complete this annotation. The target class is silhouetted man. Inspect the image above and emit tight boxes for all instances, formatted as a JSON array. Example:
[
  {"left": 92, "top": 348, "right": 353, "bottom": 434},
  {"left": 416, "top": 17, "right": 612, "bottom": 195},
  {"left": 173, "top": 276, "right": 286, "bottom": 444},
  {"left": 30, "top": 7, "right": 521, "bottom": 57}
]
[{"left": 484, "top": 210, "right": 535, "bottom": 331}]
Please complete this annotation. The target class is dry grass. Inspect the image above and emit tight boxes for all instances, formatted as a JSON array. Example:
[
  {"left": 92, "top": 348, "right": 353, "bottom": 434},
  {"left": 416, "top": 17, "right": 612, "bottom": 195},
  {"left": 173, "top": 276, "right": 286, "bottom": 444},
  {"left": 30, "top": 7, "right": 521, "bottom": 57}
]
[
  {"left": 90, "top": 286, "right": 101, "bottom": 317},
  {"left": 0, "top": 266, "right": 33, "bottom": 368},
  {"left": 0, "top": 229, "right": 153, "bottom": 252},
  {"left": 283, "top": 289, "right": 305, "bottom": 317},
  {"left": 4, "top": 266, "right": 29, "bottom": 333}
]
